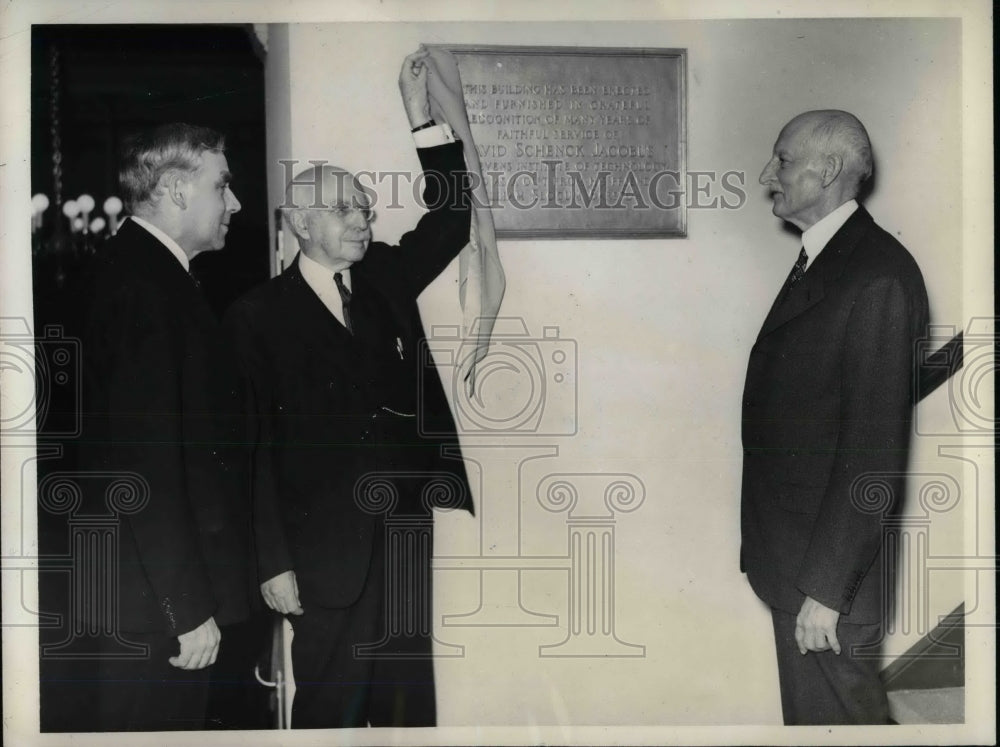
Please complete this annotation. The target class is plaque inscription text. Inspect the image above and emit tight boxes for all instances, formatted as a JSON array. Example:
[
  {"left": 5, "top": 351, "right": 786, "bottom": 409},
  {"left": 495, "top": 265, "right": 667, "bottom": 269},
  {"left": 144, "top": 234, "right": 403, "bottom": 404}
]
[{"left": 442, "top": 45, "right": 687, "bottom": 238}]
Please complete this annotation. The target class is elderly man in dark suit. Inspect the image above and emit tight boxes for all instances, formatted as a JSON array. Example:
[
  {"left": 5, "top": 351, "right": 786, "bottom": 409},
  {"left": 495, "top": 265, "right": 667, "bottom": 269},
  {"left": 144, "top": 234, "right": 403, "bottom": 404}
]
[
  {"left": 224, "top": 48, "right": 474, "bottom": 728},
  {"left": 74, "top": 123, "right": 252, "bottom": 730},
  {"left": 741, "top": 110, "right": 929, "bottom": 725}
]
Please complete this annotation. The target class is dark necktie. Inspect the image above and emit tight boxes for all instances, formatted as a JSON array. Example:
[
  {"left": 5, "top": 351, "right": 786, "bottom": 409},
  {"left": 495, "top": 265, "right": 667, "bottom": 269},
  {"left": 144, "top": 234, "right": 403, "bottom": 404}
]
[
  {"left": 334, "top": 272, "right": 353, "bottom": 333},
  {"left": 770, "top": 247, "right": 809, "bottom": 310},
  {"left": 789, "top": 247, "right": 808, "bottom": 286}
]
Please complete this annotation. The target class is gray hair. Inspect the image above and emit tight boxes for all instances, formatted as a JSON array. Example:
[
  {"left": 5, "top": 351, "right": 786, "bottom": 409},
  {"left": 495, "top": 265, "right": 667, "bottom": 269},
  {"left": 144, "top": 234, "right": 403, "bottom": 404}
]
[
  {"left": 119, "top": 123, "right": 225, "bottom": 213},
  {"left": 805, "top": 110, "right": 873, "bottom": 192}
]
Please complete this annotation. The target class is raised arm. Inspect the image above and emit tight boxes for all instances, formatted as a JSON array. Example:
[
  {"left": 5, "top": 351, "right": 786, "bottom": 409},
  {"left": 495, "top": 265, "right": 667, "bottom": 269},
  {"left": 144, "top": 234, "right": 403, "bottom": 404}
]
[
  {"left": 360, "top": 49, "right": 472, "bottom": 298},
  {"left": 399, "top": 47, "right": 433, "bottom": 129}
]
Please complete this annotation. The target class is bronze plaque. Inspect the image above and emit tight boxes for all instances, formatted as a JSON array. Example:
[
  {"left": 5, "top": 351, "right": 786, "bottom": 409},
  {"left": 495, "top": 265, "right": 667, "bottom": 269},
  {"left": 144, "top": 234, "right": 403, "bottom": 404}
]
[{"left": 440, "top": 45, "right": 687, "bottom": 239}]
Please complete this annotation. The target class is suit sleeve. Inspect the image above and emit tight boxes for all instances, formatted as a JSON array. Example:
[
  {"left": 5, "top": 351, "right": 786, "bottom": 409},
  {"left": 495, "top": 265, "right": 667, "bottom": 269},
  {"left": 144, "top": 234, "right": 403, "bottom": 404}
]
[
  {"left": 362, "top": 141, "right": 471, "bottom": 299},
  {"left": 222, "top": 302, "right": 295, "bottom": 586},
  {"left": 104, "top": 291, "right": 215, "bottom": 636},
  {"left": 796, "top": 276, "right": 920, "bottom": 613}
]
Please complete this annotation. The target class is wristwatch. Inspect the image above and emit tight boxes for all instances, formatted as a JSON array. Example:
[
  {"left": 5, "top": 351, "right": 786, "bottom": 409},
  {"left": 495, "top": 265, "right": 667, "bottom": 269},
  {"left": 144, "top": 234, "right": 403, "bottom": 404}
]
[{"left": 411, "top": 118, "right": 437, "bottom": 133}]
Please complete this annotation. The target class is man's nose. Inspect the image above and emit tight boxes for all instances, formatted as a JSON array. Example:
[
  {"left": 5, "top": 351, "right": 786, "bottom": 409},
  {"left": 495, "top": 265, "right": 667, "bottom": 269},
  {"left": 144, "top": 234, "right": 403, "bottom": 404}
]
[
  {"left": 758, "top": 159, "right": 776, "bottom": 185},
  {"left": 226, "top": 188, "right": 242, "bottom": 213}
]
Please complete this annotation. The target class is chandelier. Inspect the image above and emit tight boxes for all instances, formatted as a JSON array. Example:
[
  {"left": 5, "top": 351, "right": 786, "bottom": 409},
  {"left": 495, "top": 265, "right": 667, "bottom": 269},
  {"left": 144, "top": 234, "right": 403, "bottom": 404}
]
[
  {"left": 32, "top": 193, "right": 123, "bottom": 246},
  {"left": 32, "top": 44, "right": 124, "bottom": 290}
]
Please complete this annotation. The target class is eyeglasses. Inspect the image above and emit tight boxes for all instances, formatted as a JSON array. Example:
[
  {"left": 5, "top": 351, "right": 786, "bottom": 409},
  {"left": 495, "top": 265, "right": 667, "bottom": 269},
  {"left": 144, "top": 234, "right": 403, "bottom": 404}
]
[{"left": 303, "top": 204, "right": 377, "bottom": 223}]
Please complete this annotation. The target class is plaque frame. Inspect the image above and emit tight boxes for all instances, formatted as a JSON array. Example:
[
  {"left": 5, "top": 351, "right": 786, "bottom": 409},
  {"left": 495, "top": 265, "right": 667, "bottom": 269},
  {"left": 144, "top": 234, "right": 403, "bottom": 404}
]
[{"left": 438, "top": 44, "right": 688, "bottom": 239}]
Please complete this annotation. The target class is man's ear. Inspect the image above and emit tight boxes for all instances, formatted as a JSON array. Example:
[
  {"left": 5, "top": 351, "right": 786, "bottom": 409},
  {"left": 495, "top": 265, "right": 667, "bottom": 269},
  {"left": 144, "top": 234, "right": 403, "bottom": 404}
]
[
  {"left": 285, "top": 209, "right": 310, "bottom": 241},
  {"left": 161, "top": 169, "right": 189, "bottom": 210},
  {"left": 821, "top": 153, "right": 844, "bottom": 188}
]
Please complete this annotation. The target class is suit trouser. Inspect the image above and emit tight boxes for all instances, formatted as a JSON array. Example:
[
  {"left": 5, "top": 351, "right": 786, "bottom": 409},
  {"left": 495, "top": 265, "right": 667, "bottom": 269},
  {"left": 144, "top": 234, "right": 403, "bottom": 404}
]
[
  {"left": 288, "top": 520, "right": 437, "bottom": 728},
  {"left": 93, "top": 630, "right": 212, "bottom": 731},
  {"left": 771, "top": 608, "right": 889, "bottom": 725},
  {"left": 206, "top": 615, "right": 273, "bottom": 729},
  {"left": 39, "top": 568, "right": 212, "bottom": 732}
]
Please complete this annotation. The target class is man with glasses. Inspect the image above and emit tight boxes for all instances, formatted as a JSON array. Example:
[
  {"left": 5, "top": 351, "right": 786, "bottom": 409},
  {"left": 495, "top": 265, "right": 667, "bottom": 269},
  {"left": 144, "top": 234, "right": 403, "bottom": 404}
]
[{"left": 224, "top": 48, "right": 474, "bottom": 728}]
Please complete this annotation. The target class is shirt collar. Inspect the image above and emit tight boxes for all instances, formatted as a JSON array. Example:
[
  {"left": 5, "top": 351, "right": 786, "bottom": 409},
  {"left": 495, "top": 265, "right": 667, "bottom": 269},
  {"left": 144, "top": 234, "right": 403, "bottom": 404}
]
[
  {"left": 297, "top": 249, "right": 351, "bottom": 292},
  {"left": 801, "top": 199, "right": 858, "bottom": 269},
  {"left": 128, "top": 216, "right": 191, "bottom": 272}
]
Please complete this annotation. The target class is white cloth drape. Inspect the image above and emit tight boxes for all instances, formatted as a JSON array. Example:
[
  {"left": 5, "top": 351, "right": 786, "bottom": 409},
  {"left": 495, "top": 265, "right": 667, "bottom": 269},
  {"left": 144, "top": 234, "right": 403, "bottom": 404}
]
[{"left": 424, "top": 47, "right": 506, "bottom": 395}]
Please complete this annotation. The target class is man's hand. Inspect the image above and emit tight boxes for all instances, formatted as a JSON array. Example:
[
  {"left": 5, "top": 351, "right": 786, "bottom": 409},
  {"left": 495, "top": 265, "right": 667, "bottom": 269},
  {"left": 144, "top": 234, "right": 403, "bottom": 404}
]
[
  {"left": 399, "top": 46, "right": 432, "bottom": 128},
  {"left": 795, "top": 596, "right": 841, "bottom": 655},
  {"left": 261, "top": 570, "right": 304, "bottom": 616},
  {"left": 168, "top": 616, "right": 221, "bottom": 670}
]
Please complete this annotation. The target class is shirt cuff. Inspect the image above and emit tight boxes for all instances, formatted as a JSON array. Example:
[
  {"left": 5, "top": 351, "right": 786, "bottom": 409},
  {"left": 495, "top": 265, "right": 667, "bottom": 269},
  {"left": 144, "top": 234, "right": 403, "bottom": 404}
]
[{"left": 413, "top": 122, "right": 458, "bottom": 149}]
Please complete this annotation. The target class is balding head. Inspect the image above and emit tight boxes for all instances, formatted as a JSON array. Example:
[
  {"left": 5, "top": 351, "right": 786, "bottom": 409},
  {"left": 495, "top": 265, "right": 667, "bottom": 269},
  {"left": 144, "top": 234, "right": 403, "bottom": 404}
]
[
  {"left": 284, "top": 164, "right": 357, "bottom": 212},
  {"left": 759, "top": 110, "right": 873, "bottom": 230},
  {"left": 792, "top": 110, "right": 873, "bottom": 194},
  {"left": 282, "top": 163, "right": 374, "bottom": 270}
]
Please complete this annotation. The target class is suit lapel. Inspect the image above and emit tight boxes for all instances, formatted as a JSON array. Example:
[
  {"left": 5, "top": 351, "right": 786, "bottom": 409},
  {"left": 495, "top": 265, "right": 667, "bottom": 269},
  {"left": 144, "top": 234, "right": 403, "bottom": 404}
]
[
  {"left": 114, "top": 220, "right": 215, "bottom": 321},
  {"left": 279, "top": 256, "right": 394, "bottom": 408},
  {"left": 282, "top": 255, "right": 355, "bottom": 348},
  {"left": 281, "top": 258, "right": 418, "bottom": 417},
  {"left": 757, "top": 207, "right": 874, "bottom": 339},
  {"left": 350, "top": 271, "right": 397, "bottom": 346}
]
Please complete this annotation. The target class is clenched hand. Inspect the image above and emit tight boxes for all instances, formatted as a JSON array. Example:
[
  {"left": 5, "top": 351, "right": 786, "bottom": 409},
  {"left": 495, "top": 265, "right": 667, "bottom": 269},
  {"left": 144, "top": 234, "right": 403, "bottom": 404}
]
[
  {"left": 399, "top": 46, "right": 431, "bottom": 128},
  {"left": 795, "top": 595, "right": 841, "bottom": 655},
  {"left": 169, "top": 616, "right": 221, "bottom": 670},
  {"left": 261, "top": 570, "right": 304, "bottom": 616}
]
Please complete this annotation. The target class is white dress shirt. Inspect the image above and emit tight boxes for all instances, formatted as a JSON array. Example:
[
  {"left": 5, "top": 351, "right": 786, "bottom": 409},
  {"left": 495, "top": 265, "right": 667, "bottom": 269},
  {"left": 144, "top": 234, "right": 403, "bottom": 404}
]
[
  {"left": 800, "top": 199, "right": 859, "bottom": 271},
  {"left": 298, "top": 250, "right": 352, "bottom": 329}
]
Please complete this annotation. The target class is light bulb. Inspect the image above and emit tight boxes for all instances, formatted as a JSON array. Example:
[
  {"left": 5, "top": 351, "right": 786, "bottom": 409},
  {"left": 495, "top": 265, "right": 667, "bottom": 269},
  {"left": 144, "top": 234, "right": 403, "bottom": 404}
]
[
  {"left": 63, "top": 200, "right": 80, "bottom": 218},
  {"left": 76, "top": 194, "right": 95, "bottom": 214},
  {"left": 32, "top": 193, "right": 50, "bottom": 214},
  {"left": 103, "top": 196, "right": 123, "bottom": 216}
]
